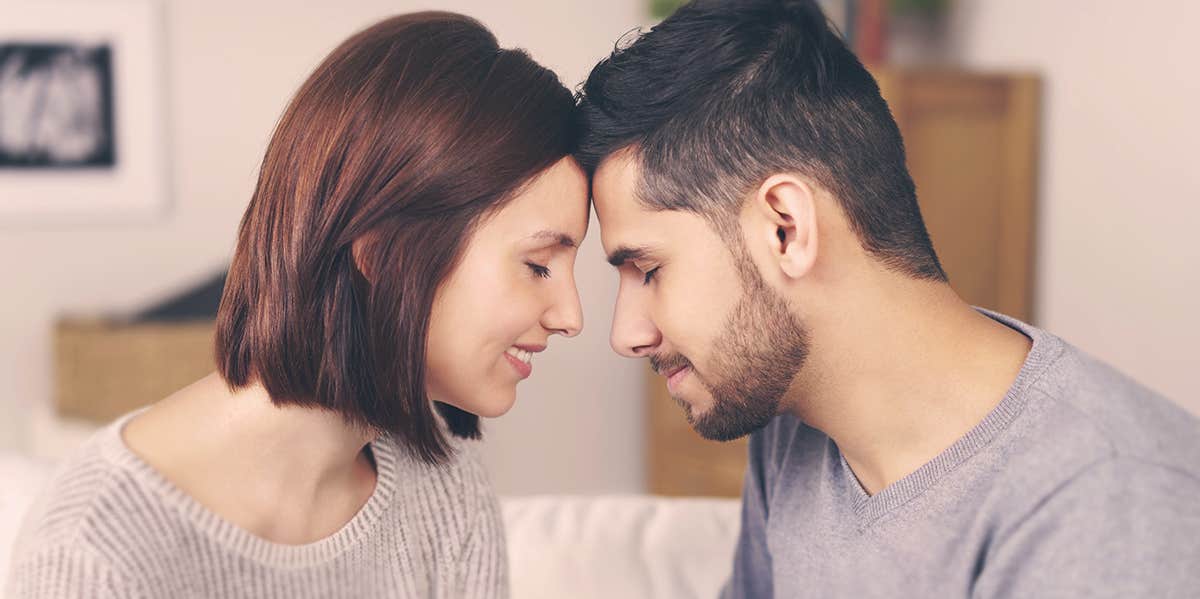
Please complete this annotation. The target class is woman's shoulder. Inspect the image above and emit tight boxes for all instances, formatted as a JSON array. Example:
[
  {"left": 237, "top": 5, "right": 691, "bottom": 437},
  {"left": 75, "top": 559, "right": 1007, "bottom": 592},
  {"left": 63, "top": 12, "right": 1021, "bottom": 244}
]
[
  {"left": 372, "top": 431, "right": 506, "bottom": 584},
  {"left": 15, "top": 412, "right": 172, "bottom": 553},
  {"left": 376, "top": 431, "right": 493, "bottom": 495},
  {"left": 10, "top": 416, "right": 154, "bottom": 573},
  {"left": 374, "top": 431, "right": 499, "bottom": 527},
  {"left": 8, "top": 442, "right": 150, "bottom": 597}
]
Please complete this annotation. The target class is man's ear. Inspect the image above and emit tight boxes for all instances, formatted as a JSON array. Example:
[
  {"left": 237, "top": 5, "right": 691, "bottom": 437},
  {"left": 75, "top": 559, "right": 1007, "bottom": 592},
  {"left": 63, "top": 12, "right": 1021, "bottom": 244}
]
[{"left": 747, "top": 174, "right": 819, "bottom": 280}]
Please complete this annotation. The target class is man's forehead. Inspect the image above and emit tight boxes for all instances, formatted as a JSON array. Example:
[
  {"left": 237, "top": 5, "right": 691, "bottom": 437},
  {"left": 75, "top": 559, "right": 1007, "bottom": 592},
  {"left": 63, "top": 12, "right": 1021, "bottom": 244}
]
[
  {"left": 591, "top": 151, "right": 647, "bottom": 245},
  {"left": 592, "top": 157, "right": 643, "bottom": 236},
  {"left": 592, "top": 152, "right": 640, "bottom": 206},
  {"left": 593, "top": 198, "right": 707, "bottom": 264},
  {"left": 591, "top": 149, "right": 714, "bottom": 258}
]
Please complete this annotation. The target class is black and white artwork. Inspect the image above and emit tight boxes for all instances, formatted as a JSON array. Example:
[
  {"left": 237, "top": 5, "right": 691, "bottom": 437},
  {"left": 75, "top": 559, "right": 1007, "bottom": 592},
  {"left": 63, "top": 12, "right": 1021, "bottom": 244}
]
[
  {"left": 0, "top": 43, "right": 116, "bottom": 169},
  {"left": 1, "top": 0, "right": 164, "bottom": 224}
]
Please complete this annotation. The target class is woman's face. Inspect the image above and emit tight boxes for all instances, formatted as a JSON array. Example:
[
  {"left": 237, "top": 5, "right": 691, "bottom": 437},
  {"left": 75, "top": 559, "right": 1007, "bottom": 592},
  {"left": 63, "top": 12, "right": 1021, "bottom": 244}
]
[{"left": 425, "top": 157, "right": 589, "bottom": 418}]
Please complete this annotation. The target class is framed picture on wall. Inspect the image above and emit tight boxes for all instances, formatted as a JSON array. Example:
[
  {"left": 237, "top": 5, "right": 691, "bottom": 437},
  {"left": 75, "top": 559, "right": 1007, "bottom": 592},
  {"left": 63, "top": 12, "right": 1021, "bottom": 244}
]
[{"left": 0, "top": 0, "right": 166, "bottom": 224}]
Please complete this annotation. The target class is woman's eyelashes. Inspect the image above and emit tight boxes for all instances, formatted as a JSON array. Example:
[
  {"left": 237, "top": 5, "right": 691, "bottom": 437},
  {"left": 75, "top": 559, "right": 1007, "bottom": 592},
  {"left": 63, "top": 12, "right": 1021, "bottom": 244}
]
[
  {"left": 642, "top": 266, "right": 660, "bottom": 285},
  {"left": 526, "top": 261, "right": 551, "bottom": 279}
]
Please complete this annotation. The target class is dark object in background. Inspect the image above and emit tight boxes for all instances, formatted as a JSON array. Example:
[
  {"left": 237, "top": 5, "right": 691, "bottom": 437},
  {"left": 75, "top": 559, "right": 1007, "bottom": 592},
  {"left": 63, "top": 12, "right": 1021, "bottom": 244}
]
[
  {"left": 56, "top": 268, "right": 229, "bottom": 422},
  {"left": 132, "top": 269, "right": 228, "bottom": 321},
  {"left": 0, "top": 42, "right": 116, "bottom": 168}
]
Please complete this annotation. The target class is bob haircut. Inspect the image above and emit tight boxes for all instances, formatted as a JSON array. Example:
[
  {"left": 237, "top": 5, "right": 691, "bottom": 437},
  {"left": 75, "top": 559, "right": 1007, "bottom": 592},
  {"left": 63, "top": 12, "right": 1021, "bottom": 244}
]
[{"left": 215, "top": 12, "right": 576, "bottom": 464}]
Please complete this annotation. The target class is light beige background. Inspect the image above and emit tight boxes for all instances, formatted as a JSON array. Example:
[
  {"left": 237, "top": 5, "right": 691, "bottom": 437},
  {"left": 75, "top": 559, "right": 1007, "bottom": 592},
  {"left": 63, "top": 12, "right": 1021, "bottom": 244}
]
[{"left": 1, "top": 0, "right": 1196, "bottom": 495}]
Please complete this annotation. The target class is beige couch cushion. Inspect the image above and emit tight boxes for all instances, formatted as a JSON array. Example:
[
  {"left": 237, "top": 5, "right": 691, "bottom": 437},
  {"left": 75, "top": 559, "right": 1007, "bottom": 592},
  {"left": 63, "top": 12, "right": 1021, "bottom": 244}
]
[{"left": 502, "top": 495, "right": 740, "bottom": 599}]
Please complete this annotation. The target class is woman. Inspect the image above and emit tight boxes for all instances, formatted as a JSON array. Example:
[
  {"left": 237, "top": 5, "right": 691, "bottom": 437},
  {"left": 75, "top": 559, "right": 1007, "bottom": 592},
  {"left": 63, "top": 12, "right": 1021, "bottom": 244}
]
[{"left": 8, "top": 12, "right": 587, "bottom": 598}]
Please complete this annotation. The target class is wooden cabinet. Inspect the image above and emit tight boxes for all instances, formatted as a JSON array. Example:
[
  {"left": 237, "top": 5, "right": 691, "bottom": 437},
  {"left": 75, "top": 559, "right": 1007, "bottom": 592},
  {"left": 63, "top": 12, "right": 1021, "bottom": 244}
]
[
  {"left": 878, "top": 70, "right": 1039, "bottom": 322},
  {"left": 55, "top": 319, "right": 215, "bottom": 422},
  {"left": 647, "top": 69, "right": 1041, "bottom": 497},
  {"left": 54, "top": 272, "right": 225, "bottom": 422}
]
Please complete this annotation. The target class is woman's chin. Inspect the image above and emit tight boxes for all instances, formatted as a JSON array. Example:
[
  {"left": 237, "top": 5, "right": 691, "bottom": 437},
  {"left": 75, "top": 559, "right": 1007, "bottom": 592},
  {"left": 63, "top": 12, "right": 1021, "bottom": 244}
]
[
  {"left": 469, "top": 406, "right": 513, "bottom": 420},
  {"left": 446, "top": 391, "right": 517, "bottom": 420}
]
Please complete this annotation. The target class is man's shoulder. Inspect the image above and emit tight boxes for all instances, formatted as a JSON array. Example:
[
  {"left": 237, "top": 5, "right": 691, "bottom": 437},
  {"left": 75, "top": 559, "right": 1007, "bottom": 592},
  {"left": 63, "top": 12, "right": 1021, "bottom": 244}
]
[
  {"left": 962, "top": 331, "right": 1200, "bottom": 541},
  {"left": 1022, "top": 339, "right": 1200, "bottom": 481}
]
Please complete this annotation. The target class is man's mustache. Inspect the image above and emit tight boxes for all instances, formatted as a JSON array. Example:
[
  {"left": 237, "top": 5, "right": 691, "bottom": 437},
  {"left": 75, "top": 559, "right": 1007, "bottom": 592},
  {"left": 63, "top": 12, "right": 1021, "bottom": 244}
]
[{"left": 650, "top": 353, "right": 692, "bottom": 377}]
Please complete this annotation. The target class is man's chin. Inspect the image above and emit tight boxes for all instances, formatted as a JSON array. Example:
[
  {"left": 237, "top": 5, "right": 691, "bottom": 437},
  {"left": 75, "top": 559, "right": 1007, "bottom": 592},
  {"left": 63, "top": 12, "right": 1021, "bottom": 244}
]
[
  {"left": 691, "top": 418, "right": 759, "bottom": 442},
  {"left": 685, "top": 396, "right": 779, "bottom": 442},
  {"left": 687, "top": 411, "right": 757, "bottom": 442}
]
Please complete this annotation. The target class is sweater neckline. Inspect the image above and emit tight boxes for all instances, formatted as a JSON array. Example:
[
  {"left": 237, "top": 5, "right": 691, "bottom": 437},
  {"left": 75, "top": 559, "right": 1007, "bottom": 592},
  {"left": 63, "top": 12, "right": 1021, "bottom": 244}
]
[
  {"left": 98, "top": 409, "right": 402, "bottom": 569},
  {"left": 836, "top": 309, "right": 1065, "bottom": 525}
]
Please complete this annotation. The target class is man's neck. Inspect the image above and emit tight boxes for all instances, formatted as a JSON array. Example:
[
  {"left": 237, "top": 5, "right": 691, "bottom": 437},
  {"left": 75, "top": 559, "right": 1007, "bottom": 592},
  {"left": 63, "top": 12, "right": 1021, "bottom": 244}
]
[{"left": 788, "top": 281, "right": 1031, "bottom": 496}]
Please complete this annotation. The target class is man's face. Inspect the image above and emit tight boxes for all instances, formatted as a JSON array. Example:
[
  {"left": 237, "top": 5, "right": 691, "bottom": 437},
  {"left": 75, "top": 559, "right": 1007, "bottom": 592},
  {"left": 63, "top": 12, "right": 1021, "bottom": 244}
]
[{"left": 593, "top": 152, "right": 809, "bottom": 441}]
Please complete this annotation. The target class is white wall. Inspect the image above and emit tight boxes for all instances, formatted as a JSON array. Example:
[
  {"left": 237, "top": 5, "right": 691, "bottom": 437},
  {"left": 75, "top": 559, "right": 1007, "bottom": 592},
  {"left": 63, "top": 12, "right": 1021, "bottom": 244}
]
[
  {"left": 0, "top": 0, "right": 649, "bottom": 495},
  {"left": 950, "top": 0, "right": 1200, "bottom": 412}
]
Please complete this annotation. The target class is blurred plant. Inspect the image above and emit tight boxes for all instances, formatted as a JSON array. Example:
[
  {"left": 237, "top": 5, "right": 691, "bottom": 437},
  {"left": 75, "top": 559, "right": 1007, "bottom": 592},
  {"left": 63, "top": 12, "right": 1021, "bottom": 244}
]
[
  {"left": 890, "top": 0, "right": 950, "bottom": 16},
  {"left": 650, "top": 0, "right": 951, "bottom": 20},
  {"left": 650, "top": 0, "right": 685, "bottom": 19}
]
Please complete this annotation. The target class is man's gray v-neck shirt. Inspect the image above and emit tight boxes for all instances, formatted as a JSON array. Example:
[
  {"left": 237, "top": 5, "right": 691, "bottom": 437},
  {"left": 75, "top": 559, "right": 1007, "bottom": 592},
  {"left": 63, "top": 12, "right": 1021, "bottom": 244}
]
[{"left": 721, "top": 311, "right": 1200, "bottom": 598}]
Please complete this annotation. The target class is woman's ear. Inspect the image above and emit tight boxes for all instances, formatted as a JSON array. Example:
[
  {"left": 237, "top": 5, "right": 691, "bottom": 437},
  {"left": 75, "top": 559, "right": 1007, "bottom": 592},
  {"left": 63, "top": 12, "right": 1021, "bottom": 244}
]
[
  {"left": 350, "top": 236, "right": 377, "bottom": 283},
  {"left": 748, "top": 173, "right": 819, "bottom": 280}
]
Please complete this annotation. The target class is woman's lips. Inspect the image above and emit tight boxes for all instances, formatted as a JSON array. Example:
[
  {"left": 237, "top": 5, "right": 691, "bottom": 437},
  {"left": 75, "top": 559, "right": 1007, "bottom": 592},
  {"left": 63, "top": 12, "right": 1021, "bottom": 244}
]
[
  {"left": 505, "top": 351, "right": 533, "bottom": 379},
  {"left": 505, "top": 344, "right": 543, "bottom": 380}
]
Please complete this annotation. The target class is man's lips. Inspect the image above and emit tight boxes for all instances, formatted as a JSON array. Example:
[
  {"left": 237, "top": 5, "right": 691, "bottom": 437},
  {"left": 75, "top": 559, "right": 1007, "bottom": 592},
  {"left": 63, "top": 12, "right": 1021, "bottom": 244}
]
[
  {"left": 651, "top": 355, "right": 692, "bottom": 393},
  {"left": 665, "top": 366, "right": 690, "bottom": 393},
  {"left": 663, "top": 365, "right": 688, "bottom": 379}
]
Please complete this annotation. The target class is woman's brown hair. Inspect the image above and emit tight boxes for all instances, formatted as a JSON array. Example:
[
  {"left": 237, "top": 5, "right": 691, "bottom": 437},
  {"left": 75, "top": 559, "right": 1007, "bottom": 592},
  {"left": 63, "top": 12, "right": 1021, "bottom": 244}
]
[{"left": 214, "top": 12, "right": 576, "bottom": 463}]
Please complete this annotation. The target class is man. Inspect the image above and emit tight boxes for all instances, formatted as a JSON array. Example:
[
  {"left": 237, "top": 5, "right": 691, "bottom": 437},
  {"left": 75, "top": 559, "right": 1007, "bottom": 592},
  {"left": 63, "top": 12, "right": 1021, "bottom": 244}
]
[{"left": 575, "top": 0, "right": 1200, "bottom": 596}]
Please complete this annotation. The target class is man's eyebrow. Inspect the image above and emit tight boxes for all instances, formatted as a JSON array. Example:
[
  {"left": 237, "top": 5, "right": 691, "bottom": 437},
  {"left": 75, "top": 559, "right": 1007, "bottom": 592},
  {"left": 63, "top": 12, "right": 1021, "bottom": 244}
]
[
  {"left": 607, "top": 245, "right": 654, "bottom": 267},
  {"left": 527, "top": 230, "right": 577, "bottom": 248}
]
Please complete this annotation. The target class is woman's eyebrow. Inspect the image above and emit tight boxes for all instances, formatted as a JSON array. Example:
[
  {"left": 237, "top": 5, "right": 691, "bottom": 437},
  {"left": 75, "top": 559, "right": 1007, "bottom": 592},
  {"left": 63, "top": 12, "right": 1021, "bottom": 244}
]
[{"left": 527, "top": 229, "right": 578, "bottom": 249}]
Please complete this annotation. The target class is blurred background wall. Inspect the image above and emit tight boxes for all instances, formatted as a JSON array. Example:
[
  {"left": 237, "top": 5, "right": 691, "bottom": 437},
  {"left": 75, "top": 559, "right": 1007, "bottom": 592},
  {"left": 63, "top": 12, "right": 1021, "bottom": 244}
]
[
  {"left": 949, "top": 0, "right": 1200, "bottom": 419},
  {"left": 1, "top": 0, "right": 1196, "bottom": 496}
]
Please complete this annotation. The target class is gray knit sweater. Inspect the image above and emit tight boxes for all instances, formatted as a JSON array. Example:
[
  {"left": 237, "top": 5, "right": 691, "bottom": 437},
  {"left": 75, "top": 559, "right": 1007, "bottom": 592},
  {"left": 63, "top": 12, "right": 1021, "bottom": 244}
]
[
  {"left": 720, "top": 311, "right": 1200, "bottom": 598},
  {"left": 6, "top": 412, "right": 508, "bottom": 598}
]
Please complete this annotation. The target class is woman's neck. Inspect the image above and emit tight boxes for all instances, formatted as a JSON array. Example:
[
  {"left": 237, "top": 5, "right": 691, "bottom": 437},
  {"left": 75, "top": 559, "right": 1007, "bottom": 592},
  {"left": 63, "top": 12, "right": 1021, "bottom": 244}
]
[{"left": 122, "top": 372, "right": 380, "bottom": 544}]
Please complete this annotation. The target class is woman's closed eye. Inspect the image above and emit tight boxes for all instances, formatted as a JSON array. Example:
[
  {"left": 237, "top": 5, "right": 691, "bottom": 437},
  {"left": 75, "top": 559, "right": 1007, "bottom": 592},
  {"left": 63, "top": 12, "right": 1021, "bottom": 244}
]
[
  {"left": 642, "top": 267, "right": 660, "bottom": 285},
  {"left": 526, "top": 261, "right": 551, "bottom": 279}
]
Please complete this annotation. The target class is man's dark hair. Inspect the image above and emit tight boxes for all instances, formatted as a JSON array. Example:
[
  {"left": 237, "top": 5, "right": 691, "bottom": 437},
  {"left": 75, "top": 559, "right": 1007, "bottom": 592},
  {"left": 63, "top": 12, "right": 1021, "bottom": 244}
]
[{"left": 575, "top": 0, "right": 946, "bottom": 280}]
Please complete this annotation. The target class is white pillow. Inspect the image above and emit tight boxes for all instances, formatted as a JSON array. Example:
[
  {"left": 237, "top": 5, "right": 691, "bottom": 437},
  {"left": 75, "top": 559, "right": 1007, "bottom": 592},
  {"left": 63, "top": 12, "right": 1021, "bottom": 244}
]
[{"left": 501, "top": 495, "right": 741, "bottom": 599}]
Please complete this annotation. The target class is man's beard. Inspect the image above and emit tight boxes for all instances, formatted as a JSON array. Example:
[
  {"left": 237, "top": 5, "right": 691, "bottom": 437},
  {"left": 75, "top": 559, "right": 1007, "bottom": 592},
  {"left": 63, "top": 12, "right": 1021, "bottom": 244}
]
[{"left": 653, "top": 254, "right": 809, "bottom": 441}]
